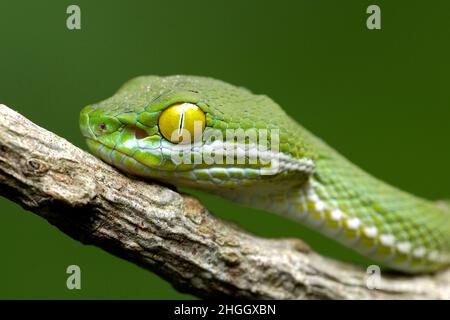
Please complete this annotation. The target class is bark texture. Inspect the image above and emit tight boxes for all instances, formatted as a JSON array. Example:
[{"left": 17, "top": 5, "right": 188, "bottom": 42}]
[{"left": 0, "top": 104, "right": 449, "bottom": 299}]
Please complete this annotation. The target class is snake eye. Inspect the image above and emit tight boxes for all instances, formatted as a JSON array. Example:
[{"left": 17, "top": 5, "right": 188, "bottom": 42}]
[{"left": 158, "top": 102, "right": 206, "bottom": 144}]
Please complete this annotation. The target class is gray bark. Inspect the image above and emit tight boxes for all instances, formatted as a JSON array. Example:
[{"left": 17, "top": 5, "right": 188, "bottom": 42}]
[{"left": 0, "top": 104, "right": 449, "bottom": 299}]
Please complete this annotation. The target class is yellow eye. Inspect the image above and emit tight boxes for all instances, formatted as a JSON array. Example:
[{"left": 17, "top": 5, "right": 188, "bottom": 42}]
[{"left": 158, "top": 102, "right": 206, "bottom": 144}]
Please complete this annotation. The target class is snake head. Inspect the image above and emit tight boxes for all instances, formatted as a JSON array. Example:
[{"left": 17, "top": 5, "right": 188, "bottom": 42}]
[{"left": 80, "top": 75, "right": 315, "bottom": 194}]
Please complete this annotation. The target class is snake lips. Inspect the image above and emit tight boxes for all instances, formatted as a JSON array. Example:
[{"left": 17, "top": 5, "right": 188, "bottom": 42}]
[{"left": 80, "top": 75, "right": 450, "bottom": 273}]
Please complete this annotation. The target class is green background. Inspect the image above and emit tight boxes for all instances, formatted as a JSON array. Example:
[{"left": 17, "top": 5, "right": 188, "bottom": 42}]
[{"left": 0, "top": 0, "right": 449, "bottom": 299}]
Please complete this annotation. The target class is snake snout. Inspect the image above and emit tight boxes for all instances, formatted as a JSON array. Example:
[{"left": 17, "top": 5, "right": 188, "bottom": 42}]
[{"left": 79, "top": 105, "right": 94, "bottom": 139}]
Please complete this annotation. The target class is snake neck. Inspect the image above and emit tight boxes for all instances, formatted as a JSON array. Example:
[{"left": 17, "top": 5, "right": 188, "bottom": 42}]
[{"left": 222, "top": 150, "right": 450, "bottom": 273}]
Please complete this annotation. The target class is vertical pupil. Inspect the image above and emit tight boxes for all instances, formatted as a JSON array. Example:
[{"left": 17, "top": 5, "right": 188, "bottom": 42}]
[{"left": 178, "top": 112, "right": 185, "bottom": 136}]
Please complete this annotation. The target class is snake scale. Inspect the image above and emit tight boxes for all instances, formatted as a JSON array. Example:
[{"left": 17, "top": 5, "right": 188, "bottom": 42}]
[{"left": 80, "top": 75, "right": 450, "bottom": 273}]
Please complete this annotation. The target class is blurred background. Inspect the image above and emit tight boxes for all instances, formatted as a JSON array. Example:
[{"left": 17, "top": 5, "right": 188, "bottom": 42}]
[{"left": 0, "top": 0, "right": 449, "bottom": 299}]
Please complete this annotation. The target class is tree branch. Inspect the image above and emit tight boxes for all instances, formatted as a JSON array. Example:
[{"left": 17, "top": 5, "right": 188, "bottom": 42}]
[{"left": 0, "top": 104, "right": 449, "bottom": 299}]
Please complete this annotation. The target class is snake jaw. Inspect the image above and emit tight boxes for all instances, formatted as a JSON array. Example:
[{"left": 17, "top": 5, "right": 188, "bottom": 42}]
[{"left": 84, "top": 127, "right": 314, "bottom": 192}]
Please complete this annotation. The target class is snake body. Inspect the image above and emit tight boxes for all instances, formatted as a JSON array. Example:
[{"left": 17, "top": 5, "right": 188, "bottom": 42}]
[{"left": 80, "top": 75, "right": 450, "bottom": 273}]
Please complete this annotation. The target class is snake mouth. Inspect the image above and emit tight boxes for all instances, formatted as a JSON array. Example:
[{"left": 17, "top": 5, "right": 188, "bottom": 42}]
[
  {"left": 84, "top": 129, "right": 314, "bottom": 191},
  {"left": 85, "top": 136, "right": 272, "bottom": 186}
]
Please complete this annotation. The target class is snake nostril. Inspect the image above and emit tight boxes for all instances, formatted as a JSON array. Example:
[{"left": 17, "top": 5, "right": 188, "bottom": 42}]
[{"left": 134, "top": 127, "right": 149, "bottom": 139}]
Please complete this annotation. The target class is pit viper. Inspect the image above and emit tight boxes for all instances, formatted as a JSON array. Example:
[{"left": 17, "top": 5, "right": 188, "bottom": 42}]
[{"left": 80, "top": 75, "right": 450, "bottom": 273}]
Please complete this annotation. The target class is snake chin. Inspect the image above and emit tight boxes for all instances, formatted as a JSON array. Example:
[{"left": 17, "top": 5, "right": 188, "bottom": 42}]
[{"left": 85, "top": 137, "right": 311, "bottom": 194}]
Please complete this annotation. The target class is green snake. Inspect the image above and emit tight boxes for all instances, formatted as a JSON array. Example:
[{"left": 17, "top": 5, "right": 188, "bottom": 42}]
[{"left": 80, "top": 75, "right": 450, "bottom": 273}]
